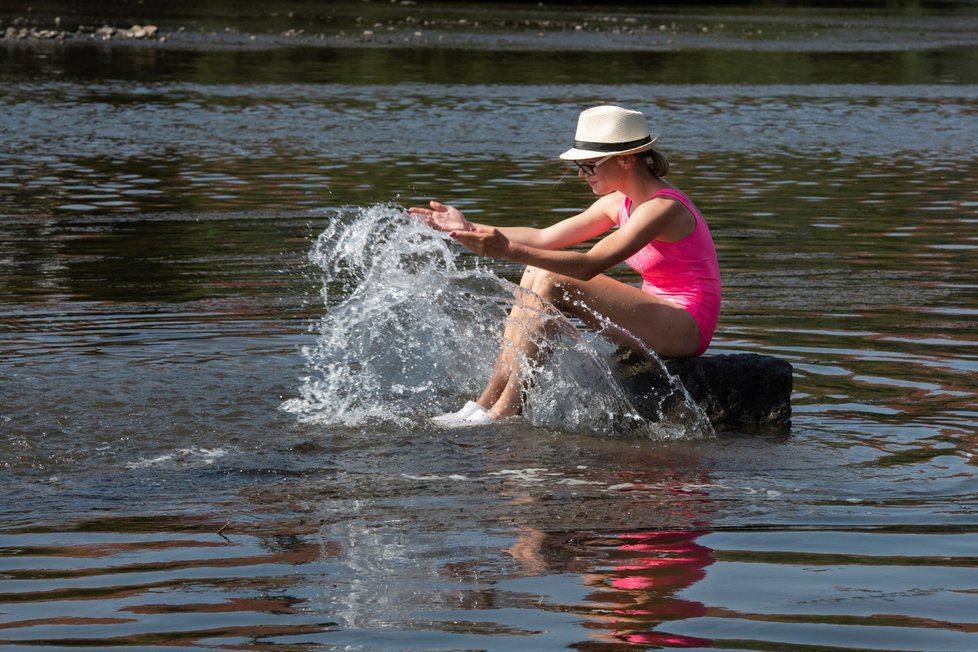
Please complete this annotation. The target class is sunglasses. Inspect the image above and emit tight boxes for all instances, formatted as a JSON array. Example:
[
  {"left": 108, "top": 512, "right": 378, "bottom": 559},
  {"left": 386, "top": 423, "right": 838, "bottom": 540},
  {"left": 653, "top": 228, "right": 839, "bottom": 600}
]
[{"left": 574, "top": 155, "right": 613, "bottom": 176}]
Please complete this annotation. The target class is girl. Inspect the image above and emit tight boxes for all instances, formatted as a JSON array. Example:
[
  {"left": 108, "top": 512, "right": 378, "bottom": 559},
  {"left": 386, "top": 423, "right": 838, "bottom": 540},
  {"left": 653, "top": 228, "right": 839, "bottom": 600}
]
[{"left": 409, "top": 105, "right": 721, "bottom": 425}]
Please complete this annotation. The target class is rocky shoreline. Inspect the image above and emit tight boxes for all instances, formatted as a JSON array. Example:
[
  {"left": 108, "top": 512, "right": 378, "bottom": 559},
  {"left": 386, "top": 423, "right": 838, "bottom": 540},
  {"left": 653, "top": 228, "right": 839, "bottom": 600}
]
[
  {"left": 4, "top": 21, "right": 163, "bottom": 43},
  {"left": 2, "top": 14, "right": 745, "bottom": 51},
  {"left": 3, "top": 7, "right": 978, "bottom": 52}
]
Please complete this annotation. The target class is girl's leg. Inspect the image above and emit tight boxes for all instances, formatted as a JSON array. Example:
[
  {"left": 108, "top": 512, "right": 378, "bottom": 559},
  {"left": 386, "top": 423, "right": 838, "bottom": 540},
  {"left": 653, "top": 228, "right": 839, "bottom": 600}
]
[
  {"left": 474, "top": 267, "right": 699, "bottom": 420},
  {"left": 539, "top": 272, "right": 700, "bottom": 359},
  {"left": 476, "top": 267, "right": 557, "bottom": 417}
]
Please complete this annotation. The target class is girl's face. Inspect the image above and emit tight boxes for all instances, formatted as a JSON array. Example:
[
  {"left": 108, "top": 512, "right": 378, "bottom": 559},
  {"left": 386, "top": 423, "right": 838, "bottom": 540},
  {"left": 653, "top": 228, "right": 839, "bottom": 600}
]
[
  {"left": 577, "top": 155, "right": 624, "bottom": 194},
  {"left": 574, "top": 155, "right": 613, "bottom": 177}
]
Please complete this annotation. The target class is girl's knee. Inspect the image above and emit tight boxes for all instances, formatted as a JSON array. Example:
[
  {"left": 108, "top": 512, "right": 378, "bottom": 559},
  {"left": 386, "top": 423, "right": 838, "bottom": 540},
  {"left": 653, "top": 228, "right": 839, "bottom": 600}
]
[
  {"left": 530, "top": 270, "right": 577, "bottom": 302},
  {"left": 518, "top": 267, "right": 582, "bottom": 310},
  {"left": 520, "top": 265, "right": 546, "bottom": 288},
  {"left": 521, "top": 266, "right": 560, "bottom": 296}
]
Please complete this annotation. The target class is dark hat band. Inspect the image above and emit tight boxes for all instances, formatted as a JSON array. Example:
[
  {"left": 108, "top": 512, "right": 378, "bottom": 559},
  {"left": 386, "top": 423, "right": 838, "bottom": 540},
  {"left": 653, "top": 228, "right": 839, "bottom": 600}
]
[{"left": 573, "top": 135, "right": 652, "bottom": 152}]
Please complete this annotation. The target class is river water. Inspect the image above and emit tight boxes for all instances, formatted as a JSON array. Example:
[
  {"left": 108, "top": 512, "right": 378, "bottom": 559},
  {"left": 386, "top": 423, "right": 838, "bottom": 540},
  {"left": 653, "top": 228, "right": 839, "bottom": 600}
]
[{"left": 2, "top": 2, "right": 978, "bottom": 650}]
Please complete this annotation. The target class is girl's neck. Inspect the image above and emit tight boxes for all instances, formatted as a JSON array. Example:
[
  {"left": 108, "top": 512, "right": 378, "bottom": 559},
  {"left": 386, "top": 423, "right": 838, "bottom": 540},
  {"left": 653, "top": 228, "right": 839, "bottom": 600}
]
[{"left": 622, "top": 169, "right": 673, "bottom": 203}]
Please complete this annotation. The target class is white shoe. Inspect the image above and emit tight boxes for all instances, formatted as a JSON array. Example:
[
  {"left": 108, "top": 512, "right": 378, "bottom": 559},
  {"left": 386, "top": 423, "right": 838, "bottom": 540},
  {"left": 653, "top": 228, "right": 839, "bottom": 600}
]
[
  {"left": 463, "top": 409, "right": 493, "bottom": 425},
  {"left": 430, "top": 401, "right": 485, "bottom": 426}
]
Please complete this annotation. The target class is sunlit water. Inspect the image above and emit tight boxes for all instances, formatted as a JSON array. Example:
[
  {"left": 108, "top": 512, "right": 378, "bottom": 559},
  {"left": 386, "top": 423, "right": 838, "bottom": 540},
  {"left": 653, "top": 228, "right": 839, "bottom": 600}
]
[{"left": 2, "top": 4, "right": 978, "bottom": 650}]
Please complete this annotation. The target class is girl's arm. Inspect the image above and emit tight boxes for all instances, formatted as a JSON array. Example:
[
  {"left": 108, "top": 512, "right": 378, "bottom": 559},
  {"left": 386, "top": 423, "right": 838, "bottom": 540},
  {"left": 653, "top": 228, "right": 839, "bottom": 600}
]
[
  {"left": 409, "top": 194, "right": 621, "bottom": 250},
  {"left": 450, "top": 196, "right": 694, "bottom": 281}
]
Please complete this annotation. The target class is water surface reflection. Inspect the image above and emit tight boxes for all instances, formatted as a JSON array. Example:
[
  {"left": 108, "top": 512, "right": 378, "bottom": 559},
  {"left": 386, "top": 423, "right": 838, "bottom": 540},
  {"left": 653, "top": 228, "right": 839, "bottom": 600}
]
[{"left": 2, "top": 5, "right": 978, "bottom": 648}]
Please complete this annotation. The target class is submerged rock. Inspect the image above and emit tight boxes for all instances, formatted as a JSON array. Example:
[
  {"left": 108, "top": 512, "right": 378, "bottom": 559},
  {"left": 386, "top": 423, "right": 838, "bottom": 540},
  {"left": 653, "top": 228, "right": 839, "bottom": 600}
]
[{"left": 612, "top": 348, "right": 793, "bottom": 435}]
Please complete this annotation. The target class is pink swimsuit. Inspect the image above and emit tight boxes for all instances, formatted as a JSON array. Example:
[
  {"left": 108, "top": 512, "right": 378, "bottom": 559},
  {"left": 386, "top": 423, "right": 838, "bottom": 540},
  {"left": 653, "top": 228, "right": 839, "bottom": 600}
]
[{"left": 617, "top": 189, "right": 722, "bottom": 356}]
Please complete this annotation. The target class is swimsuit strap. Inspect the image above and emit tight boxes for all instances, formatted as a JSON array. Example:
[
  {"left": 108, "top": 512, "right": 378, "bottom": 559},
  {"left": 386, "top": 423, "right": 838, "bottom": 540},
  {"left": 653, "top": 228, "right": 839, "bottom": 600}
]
[
  {"left": 620, "top": 189, "right": 701, "bottom": 225},
  {"left": 648, "top": 189, "right": 700, "bottom": 219}
]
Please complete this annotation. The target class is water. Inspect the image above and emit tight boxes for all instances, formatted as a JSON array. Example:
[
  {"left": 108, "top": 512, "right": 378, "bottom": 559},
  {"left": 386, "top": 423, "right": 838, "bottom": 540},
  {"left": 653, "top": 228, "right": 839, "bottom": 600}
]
[{"left": 2, "top": 2, "right": 978, "bottom": 650}]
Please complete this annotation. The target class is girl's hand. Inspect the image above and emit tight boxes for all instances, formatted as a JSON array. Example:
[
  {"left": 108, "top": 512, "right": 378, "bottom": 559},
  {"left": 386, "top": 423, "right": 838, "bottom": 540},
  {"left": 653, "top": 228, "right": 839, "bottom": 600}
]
[
  {"left": 449, "top": 226, "right": 510, "bottom": 258},
  {"left": 408, "top": 200, "right": 474, "bottom": 233}
]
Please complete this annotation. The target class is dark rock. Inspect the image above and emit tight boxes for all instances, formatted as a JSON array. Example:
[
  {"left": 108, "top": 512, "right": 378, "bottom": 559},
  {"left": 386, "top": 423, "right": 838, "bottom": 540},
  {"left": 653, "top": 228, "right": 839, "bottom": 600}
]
[{"left": 612, "top": 348, "right": 793, "bottom": 435}]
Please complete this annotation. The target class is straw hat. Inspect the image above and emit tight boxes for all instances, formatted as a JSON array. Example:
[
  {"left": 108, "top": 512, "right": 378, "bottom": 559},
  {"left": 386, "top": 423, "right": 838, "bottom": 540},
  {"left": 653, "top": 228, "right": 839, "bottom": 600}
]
[{"left": 559, "top": 105, "right": 658, "bottom": 161}]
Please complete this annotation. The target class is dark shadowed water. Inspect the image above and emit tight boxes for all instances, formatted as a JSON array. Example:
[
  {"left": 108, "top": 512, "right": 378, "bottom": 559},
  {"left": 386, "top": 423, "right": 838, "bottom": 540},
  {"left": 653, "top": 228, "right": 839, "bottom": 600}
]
[{"left": 1, "top": 2, "right": 977, "bottom": 650}]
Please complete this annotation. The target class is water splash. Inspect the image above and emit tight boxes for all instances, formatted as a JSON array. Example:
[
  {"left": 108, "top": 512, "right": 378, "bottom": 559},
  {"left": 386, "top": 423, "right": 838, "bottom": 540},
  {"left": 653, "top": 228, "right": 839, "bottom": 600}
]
[
  {"left": 282, "top": 204, "right": 712, "bottom": 439},
  {"left": 281, "top": 204, "right": 503, "bottom": 427}
]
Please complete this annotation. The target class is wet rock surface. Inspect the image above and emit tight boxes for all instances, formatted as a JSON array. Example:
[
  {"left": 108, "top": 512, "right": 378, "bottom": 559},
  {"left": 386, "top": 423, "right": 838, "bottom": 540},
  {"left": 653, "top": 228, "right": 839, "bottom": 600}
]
[{"left": 613, "top": 348, "right": 794, "bottom": 435}]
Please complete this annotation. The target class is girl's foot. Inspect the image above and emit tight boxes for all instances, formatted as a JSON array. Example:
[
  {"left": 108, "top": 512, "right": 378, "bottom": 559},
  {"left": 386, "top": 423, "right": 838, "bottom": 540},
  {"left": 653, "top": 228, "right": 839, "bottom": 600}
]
[{"left": 430, "top": 401, "right": 486, "bottom": 426}]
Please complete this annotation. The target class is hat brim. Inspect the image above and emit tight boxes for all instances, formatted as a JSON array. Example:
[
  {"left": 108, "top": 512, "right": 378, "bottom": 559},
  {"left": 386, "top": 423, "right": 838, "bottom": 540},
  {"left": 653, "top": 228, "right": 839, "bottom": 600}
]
[{"left": 559, "top": 136, "right": 657, "bottom": 161}]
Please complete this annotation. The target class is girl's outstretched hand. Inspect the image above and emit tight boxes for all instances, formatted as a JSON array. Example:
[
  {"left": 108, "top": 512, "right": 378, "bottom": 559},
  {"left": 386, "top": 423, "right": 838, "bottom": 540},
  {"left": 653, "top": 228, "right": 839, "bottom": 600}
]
[
  {"left": 408, "top": 200, "right": 474, "bottom": 233},
  {"left": 450, "top": 226, "right": 510, "bottom": 259}
]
